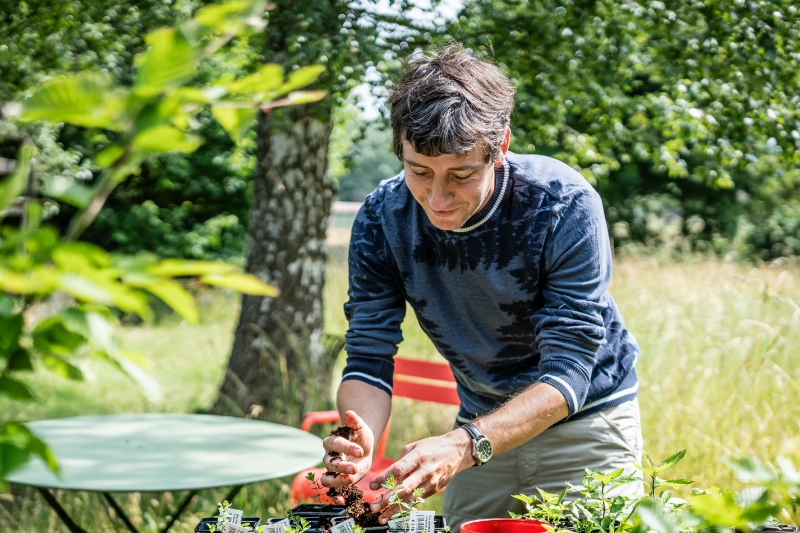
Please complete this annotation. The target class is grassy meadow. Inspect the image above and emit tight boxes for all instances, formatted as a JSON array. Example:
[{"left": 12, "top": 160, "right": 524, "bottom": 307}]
[{"left": 1, "top": 243, "right": 799, "bottom": 531}]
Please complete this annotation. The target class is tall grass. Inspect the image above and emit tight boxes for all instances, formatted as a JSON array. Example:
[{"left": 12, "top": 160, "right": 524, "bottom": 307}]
[{"left": 1, "top": 249, "right": 798, "bottom": 531}]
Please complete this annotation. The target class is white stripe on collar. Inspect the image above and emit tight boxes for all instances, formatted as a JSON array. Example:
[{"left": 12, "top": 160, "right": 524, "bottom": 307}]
[{"left": 452, "top": 159, "right": 509, "bottom": 233}]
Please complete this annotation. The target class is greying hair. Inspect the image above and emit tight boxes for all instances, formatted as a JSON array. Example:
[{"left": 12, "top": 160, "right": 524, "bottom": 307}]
[{"left": 388, "top": 45, "right": 515, "bottom": 163}]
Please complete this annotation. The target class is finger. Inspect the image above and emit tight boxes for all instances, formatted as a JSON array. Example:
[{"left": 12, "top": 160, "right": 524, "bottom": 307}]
[
  {"left": 343, "top": 410, "right": 366, "bottom": 431},
  {"left": 323, "top": 435, "right": 364, "bottom": 457},
  {"left": 369, "top": 456, "right": 417, "bottom": 490},
  {"left": 378, "top": 504, "right": 400, "bottom": 525},
  {"left": 323, "top": 455, "right": 358, "bottom": 475},
  {"left": 320, "top": 471, "right": 353, "bottom": 488},
  {"left": 398, "top": 441, "right": 418, "bottom": 458}
]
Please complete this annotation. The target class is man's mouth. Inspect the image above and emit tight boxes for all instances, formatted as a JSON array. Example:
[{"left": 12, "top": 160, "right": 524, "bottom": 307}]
[{"left": 431, "top": 207, "right": 458, "bottom": 217}]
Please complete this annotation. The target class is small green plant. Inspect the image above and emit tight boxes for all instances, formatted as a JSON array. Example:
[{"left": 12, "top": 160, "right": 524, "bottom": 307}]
[
  {"left": 305, "top": 471, "right": 325, "bottom": 504},
  {"left": 635, "top": 450, "right": 694, "bottom": 500},
  {"left": 381, "top": 474, "right": 426, "bottom": 532},
  {"left": 286, "top": 512, "right": 310, "bottom": 533},
  {"left": 510, "top": 487, "right": 571, "bottom": 525}
]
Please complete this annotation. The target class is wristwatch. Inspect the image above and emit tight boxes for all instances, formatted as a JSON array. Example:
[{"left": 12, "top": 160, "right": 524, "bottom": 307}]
[{"left": 462, "top": 423, "right": 493, "bottom": 466}]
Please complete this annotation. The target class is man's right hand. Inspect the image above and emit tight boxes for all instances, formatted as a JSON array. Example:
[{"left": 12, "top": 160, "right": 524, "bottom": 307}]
[{"left": 320, "top": 410, "right": 374, "bottom": 490}]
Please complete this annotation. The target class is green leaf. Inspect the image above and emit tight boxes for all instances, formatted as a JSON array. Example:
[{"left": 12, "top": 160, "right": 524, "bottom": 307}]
[
  {"left": 656, "top": 450, "right": 686, "bottom": 473},
  {"left": 133, "top": 125, "right": 203, "bottom": 153},
  {"left": 634, "top": 499, "right": 678, "bottom": 533},
  {"left": 728, "top": 457, "right": 776, "bottom": 484},
  {"left": 0, "top": 421, "right": 59, "bottom": 478},
  {"left": 6, "top": 348, "right": 33, "bottom": 372},
  {"left": 0, "top": 314, "right": 23, "bottom": 353},
  {"left": 200, "top": 272, "right": 279, "bottom": 296},
  {"left": 0, "top": 144, "right": 32, "bottom": 215},
  {"left": 286, "top": 91, "right": 327, "bottom": 105},
  {"left": 0, "top": 266, "right": 59, "bottom": 295},
  {"left": 95, "top": 145, "right": 125, "bottom": 168},
  {"left": 56, "top": 273, "right": 113, "bottom": 305},
  {"left": 0, "top": 375, "right": 35, "bottom": 400},
  {"left": 146, "top": 259, "right": 237, "bottom": 277},
  {"left": 661, "top": 479, "right": 693, "bottom": 486},
  {"left": 40, "top": 175, "right": 94, "bottom": 209},
  {"left": 22, "top": 201, "right": 43, "bottom": 235},
  {"left": 211, "top": 106, "right": 255, "bottom": 144},
  {"left": 194, "top": 0, "right": 266, "bottom": 32},
  {"left": 278, "top": 65, "right": 325, "bottom": 94},
  {"left": 0, "top": 295, "right": 14, "bottom": 317},
  {"left": 52, "top": 242, "right": 111, "bottom": 272},
  {"left": 33, "top": 316, "right": 86, "bottom": 357},
  {"left": 227, "top": 64, "right": 283, "bottom": 94},
  {"left": 41, "top": 355, "right": 84, "bottom": 380},
  {"left": 108, "top": 350, "right": 162, "bottom": 404},
  {"left": 125, "top": 276, "right": 198, "bottom": 324},
  {"left": 20, "top": 73, "right": 124, "bottom": 130},
  {"left": 134, "top": 28, "right": 200, "bottom": 97}
]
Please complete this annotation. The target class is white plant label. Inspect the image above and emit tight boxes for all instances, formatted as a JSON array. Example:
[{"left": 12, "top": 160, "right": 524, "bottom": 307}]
[
  {"left": 330, "top": 518, "right": 356, "bottom": 533},
  {"left": 409, "top": 510, "right": 435, "bottom": 533},
  {"left": 262, "top": 519, "right": 290, "bottom": 533},
  {"left": 222, "top": 522, "right": 250, "bottom": 533},
  {"left": 223, "top": 508, "right": 244, "bottom": 525}
]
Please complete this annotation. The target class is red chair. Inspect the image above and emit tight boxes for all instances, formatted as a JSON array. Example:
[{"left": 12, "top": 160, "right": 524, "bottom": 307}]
[{"left": 289, "top": 356, "right": 460, "bottom": 505}]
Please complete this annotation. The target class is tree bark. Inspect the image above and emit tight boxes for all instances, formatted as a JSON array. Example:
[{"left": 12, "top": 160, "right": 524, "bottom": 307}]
[{"left": 210, "top": 104, "right": 340, "bottom": 425}]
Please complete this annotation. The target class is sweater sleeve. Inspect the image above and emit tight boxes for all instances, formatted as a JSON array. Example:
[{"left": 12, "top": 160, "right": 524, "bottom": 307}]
[
  {"left": 532, "top": 187, "right": 612, "bottom": 416},
  {"left": 341, "top": 195, "right": 406, "bottom": 396}
]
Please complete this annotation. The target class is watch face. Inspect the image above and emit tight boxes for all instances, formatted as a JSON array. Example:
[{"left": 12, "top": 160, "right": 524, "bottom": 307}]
[{"left": 476, "top": 438, "right": 493, "bottom": 462}]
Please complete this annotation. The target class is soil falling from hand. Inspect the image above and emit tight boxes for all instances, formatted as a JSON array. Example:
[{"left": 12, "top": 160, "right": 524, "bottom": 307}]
[{"left": 325, "top": 425, "right": 382, "bottom": 528}]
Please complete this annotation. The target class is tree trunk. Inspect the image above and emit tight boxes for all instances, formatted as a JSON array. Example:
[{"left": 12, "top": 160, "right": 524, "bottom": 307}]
[{"left": 210, "top": 104, "right": 340, "bottom": 426}]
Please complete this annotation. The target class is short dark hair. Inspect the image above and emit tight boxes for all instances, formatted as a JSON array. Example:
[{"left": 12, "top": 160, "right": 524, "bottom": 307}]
[{"left": 388, "top": 44, "right": 515, "bottom": 163}]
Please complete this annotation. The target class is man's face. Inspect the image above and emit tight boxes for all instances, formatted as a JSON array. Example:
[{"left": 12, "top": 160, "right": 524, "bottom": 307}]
[{"left": 402, "top": 135, "right": 508, "bottom": 231}]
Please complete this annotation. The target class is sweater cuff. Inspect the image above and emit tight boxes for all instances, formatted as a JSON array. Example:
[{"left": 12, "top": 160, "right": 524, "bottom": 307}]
[
  {"left": 537, "top": 359, "right": 591, "bottom": 416},
  {"left": 341, "top": 354, "right": 395, "bottom": 397}
]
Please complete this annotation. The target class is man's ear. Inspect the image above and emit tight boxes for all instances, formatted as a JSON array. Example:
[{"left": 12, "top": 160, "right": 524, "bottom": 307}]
[{"left": 493, "top": 127, "right": 512, "bottom": 168}]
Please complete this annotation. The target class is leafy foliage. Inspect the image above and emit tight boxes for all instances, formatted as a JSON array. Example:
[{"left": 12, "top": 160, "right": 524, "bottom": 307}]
[
  {"left": 512, "top": 450, "right": 800, "bottom": 533},
  {"left": 0, "top": 0, "right": 324, "bottom": 484},
  {"left": 448, "top": 0, "right": 800, "bottom": 259}
]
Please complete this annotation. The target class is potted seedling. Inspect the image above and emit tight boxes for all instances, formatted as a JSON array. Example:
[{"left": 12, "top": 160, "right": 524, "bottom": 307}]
[
  {"left": 195, "top": 500, "right": 261, "bottom": 533},
  {"left": 291, "top": 472, "right": 348, "bottom": 519}
]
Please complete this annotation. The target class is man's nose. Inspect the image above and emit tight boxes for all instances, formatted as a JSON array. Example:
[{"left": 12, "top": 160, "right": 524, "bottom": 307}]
[{"left": 428, "top": 178, "right": 453, "bottom": 210}]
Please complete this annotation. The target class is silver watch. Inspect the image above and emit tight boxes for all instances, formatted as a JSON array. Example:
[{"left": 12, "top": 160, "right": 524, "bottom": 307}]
[{"left": 462, "top": 423, "right": 493, "bottom": 466}]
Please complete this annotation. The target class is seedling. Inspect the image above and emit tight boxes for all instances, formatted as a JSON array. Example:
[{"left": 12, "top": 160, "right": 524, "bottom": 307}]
[
  {"left": 306, "top": 471, "right": 325, "bottom": 504},
  {"left": 286, "top": 512, "right": 311, "bottom": 533},
  {"left": 208, "top": 500, "right": 258, "bottom": 533},
  {"left": 381, "top": 474, "right": 426, "bottom": 532},
  {"left": 634, "top": 449, "right": 693, "bottom": 499}
]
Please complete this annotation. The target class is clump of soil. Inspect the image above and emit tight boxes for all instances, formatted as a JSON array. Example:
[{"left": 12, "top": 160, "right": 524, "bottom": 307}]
[
  {"left": 325, "top": 425, "right": 382, "bottom": 528},
  {"left": 318, "top": 516, "right": 332, "bottom": 530}
]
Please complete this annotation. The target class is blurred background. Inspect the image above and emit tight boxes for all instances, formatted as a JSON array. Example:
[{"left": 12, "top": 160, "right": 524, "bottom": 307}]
[{"left": 1, "top": 0, "right": 799, "bottom": 531}]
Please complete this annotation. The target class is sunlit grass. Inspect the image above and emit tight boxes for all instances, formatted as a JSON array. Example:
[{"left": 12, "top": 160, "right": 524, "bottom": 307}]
[{"left": 2, "top": 249, "right": 799, "bottom": 530}]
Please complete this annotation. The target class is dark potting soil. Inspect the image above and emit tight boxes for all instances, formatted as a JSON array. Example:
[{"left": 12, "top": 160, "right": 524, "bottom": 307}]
[
  {"left": 327, "top": 484, "right": 382, "bottom": 528},
  {"left": 325, "top": 425, "right": 382, "bottom": 528}
]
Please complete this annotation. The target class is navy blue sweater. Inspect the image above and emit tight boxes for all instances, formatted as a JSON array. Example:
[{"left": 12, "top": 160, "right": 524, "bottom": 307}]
[{"left": 342, "top": 152, "right": 640, "bottom": 422}]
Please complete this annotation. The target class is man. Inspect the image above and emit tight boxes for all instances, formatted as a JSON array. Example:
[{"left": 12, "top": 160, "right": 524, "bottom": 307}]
[{"left": 321, "top": 46, "right": 642, "bottom": 529}]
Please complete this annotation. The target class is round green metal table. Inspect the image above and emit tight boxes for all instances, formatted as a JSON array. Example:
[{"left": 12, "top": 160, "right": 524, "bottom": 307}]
[{"left": 7, "top": 414, "right": 323, "bottom": 533}]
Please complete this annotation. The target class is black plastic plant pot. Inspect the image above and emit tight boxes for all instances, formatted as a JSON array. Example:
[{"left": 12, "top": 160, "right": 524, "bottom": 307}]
[
  {"left": 331, "top": 515, "right": 448, "bottom": 532},
  {"left": 194, "top": 517, "right": 261, "bottom": 532},
  {"left": 290, "top": 504, "right": 348, "bottom": 518}
]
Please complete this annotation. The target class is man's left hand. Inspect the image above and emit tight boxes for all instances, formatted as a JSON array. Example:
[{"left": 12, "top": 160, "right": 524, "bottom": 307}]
[{"left": 367, "top": 428, "right": 475, "bottom": 523}]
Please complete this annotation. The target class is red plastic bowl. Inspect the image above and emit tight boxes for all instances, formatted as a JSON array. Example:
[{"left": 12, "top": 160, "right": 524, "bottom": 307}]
[{"left": 460, "top": 519, "right": 551, "bottom": 533}]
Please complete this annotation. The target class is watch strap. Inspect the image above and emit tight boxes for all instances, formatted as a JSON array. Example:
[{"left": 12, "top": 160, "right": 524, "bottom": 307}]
[{"left": 462, "top": 423, "right": 486, "bottom": 466}]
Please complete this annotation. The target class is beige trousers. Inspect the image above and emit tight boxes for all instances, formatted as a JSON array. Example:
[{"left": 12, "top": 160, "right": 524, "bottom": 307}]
[{"left": 442, "top": 400, "right": 643, "bottom": 531}]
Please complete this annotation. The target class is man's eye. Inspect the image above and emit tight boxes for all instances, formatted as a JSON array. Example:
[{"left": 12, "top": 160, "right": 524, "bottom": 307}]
[
  {"left": 452, "top": 173, "right": 474, "bottom": 181},
  {"left": 409, "top": 169, "right": 430, "bottom": 179}
]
